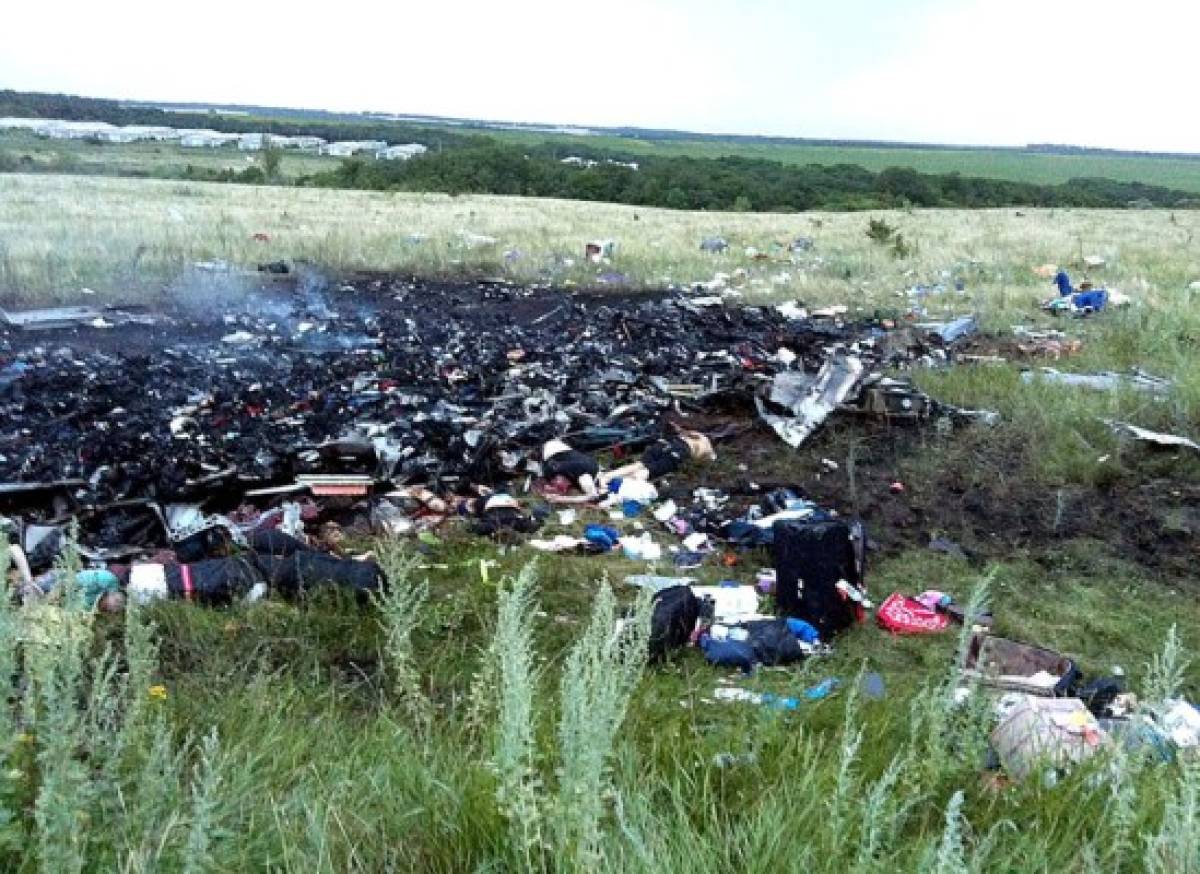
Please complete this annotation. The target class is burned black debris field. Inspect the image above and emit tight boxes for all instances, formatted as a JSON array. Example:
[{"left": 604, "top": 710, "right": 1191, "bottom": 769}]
[
  {"left": 2, "top": 269, "right": 1196, "bottom": 579},
  {"left": 0, "top": 270, "right": 937, "bottom": 531}
]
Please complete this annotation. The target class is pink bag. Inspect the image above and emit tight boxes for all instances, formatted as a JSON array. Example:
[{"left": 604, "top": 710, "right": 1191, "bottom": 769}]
[{"left": 876, "top": 592, "right": 950, "bottom": 634}]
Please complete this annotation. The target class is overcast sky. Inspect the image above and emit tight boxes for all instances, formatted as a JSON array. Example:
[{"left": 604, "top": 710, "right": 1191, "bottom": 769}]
[{"left": 3, "top": 0, "right": 1195, "bottom": 152}]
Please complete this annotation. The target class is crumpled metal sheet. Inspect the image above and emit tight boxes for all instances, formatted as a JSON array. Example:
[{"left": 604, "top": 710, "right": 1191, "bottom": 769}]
[{"left": 755, "top": 356, "right": 865, "bottom": 448}]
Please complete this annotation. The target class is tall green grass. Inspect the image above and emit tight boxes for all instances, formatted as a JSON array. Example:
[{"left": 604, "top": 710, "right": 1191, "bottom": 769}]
[{"left": 0, "top": 545, "right": 1196, "bottom": 871}]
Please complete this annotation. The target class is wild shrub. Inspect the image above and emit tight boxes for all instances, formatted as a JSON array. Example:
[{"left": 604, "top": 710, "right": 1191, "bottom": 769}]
[
  {"left": 926, "top": 790, "right": 969, "bottom": 874},
  {"left": 490, "top": 563, "right": 545, "bottom": 865},
  {"left": 373, "top": 541, "right": 430, "bottom": 721},
  {"left": 1143, "top": 759, "right": 1200, "bottom": 874},
  {"left": 554, "top": 582, "right": 651, "bottom": 867},
  {"left": 866, "top": 217, "right": 897, "bottom": 245},
  {"left": 1144, "top": 624, "right": 1190, "bottom": 705},
  {"left": 182, "top": 729, "right": 224, "bottom": 874}
]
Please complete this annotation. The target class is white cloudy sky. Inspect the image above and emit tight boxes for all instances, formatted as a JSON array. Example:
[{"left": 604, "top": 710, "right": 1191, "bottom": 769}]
[{"left": 2, "top": 0, "right": 1195, "bottom": 151}]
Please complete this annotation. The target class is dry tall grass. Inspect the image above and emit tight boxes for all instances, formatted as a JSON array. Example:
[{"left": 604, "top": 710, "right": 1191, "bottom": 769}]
[{"left": 2, "top": 174, "right": 1197, "bottom": 325}]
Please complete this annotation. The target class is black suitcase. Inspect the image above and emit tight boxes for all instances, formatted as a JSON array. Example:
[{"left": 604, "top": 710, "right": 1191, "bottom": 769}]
[{"left": 772, "top": 519, "right": 865, "bottom": 637}]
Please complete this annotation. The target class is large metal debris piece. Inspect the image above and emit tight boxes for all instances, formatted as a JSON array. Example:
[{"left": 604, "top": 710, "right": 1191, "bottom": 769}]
[
  {"left": 1, "top": 305, "right": 161, "bottom": 331},
  {"left": 1, "top": 306, "right": 105, "bottom": 330},
  {"left": 755, "top": 356, "right": 866, "bottom": 448}
]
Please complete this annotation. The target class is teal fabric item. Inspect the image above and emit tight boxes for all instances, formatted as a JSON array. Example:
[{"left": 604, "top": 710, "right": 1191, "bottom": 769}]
[{"left": 75, "top": 569, "right": 120, "bottom": 609}]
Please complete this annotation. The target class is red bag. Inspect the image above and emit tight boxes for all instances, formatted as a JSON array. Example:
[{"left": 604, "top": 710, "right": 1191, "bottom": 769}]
[{"left": 876, "top": 592, "right": 950, "bottom": 634}]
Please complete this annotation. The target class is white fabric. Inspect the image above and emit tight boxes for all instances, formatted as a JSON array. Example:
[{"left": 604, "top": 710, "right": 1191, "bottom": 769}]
[
  {"left": 543, "top": 439, "right": 571, "bottom": 461},
  {"left": 529, "top": 536, "right": 583, "bottom": 553},
  {"left": 621, "top": 534, "right": 662, "bottom": 561},
  {"left": 129, "top": 563, "right": 168, "bottom": 604},
  {"left": 483, "top": 494, "right": 520, "bottom": 511},
  {"left": 691, "top": 585, "right": 760, "bottom": 623},
  {"left": 616, "top": 478, "right": 658, "bottom": 504}
]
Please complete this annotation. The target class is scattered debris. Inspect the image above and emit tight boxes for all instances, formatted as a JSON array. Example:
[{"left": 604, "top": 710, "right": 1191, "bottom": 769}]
[
  {"left": 916, "top": 315, "right": 977, "bottom": 344},
  {"left": 992, "top": 696, "right": 1107, "bottom": 781},
  {"left": 1021, "top": 368, "right": 1172, "bottom": 397},
  {"left": 961, "top": 633, "right": 1079, "bottom": 696},
  {"left": 1, "top": 305, "right": 158, "bottom": 332},
  {"left": 1105, "top": 420, "right": 1200, "bottom": 454},
  {"left": 714, "top": 679, "right": 839, "bottom": 709},
  {"left": 1044, "top": 270, "right": 1129, "bottom": 316},
  {"left": 459, "top": 232, "right": 498, "bottom": 250},
  {"left": 876, "top": 592, "right": 949, "bottom": 634},
  {"left": 585, "top": 239, "right": 616, "bottom": 262},
  {"left": 755, "top": 356, "right": 865, "bottom": 449},
  {"left": 928, "top": 537, "right": 967, "bottom": 560}
]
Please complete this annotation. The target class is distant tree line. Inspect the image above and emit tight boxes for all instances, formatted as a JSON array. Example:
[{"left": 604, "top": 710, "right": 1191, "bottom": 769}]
[
  {"left": 305, "top": 140, "right": 1199, "bottom": 211},
  {"left": 4, "top": 90, "right": 1197, "bottom": 211},
  {"left": 0, "top": 90, "right": 467, "bottom": 151}
]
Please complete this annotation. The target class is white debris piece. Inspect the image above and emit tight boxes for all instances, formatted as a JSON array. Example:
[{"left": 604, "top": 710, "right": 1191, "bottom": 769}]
[
  {"left": 1022, "top": 368, "right": 1172, "bottom": 397},
  {"left": 756, "top": 356, "right": 865, "bottom": 448},
  {"left": 459, "top": 231, "right": 498, "bottom": 249},
  {"left": 776, "top": 301, "right": 808, "bottom": 321},
  {"left": 1104, "top": 420, "right": 1200, "bottom": 453}
]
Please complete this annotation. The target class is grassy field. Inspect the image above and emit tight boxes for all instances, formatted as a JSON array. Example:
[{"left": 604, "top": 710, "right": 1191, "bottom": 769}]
[
  {"left": 0, "top": 130, "right": 337, "bottom": 182},
  {"left": 1, "top": 172, "right": 1199, "bottom": 871},
  {"left": 489, "top": 127, "right": 1200, "bottom": 192},
  {"left": 10, "top": 119, "right": 1200, "bottom": 197}
]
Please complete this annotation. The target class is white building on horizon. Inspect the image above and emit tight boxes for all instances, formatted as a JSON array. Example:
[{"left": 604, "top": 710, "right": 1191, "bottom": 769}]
[
  {"left": 376, "top": 143, "right": 427, "bottom": 160},
  {"left": 179, "top": 129, "right": 239, "bottom": 148},
  {"left": 320, "top": 140, "right": 387, "bottom": 157}
]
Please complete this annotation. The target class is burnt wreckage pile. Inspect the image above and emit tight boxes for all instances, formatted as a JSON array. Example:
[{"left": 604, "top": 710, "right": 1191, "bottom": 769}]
[{"left": 1, "top": 274, "right": 982, "bottom": 593}]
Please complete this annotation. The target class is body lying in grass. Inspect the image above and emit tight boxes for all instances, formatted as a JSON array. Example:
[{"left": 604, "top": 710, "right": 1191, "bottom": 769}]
[{"left": 6, "top": 533, "right": 384, "bottom": 609}]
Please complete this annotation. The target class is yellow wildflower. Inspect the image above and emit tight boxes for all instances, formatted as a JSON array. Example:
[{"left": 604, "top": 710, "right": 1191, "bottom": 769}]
[{"left": 148, "top": 685, "right": 168, "bottom": 702}]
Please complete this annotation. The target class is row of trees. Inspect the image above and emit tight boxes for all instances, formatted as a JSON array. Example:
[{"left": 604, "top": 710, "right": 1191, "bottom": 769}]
[
  {"left": 5, "top": 90, "right": 1196, "bottom": 211},
  {"left": 306, "top": 140, "right": 1198, "bottom": 211},
  {"left": 0, "top": 90, "right": 466, "bottom": 151}
]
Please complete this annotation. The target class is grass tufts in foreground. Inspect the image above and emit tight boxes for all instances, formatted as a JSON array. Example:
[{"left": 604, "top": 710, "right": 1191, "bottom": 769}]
[{"left": 0, "top": 541, "right": 1197, "bottom": 871}]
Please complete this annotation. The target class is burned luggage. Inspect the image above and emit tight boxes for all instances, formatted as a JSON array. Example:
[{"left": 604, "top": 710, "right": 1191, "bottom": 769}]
[{"left": 961, "top": 632, "right": 1081, "bottom": 697}]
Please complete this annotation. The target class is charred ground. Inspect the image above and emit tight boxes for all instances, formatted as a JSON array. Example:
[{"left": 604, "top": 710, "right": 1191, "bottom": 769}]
[{"left": 3, "top": 270, "right": 1195, "bottom": 581}]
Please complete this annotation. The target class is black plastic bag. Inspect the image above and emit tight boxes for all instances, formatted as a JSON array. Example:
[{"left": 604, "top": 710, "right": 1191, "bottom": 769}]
[{"left": 648, "top": 585, "right": 699, "bottom": 660}]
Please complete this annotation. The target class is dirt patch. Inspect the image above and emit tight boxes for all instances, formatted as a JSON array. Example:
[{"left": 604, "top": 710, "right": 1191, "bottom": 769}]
[{"left": 674, "top": 414, "right": 1199, "bottom": 581}]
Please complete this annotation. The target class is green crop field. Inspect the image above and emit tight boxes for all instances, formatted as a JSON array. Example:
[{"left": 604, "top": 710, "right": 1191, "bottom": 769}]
[
  {"left": 1, "top": 173, "right": 1198, "bottom": 871},
  {"left": 485, "top": 127, "right": 1200, "bottom": 192}
]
